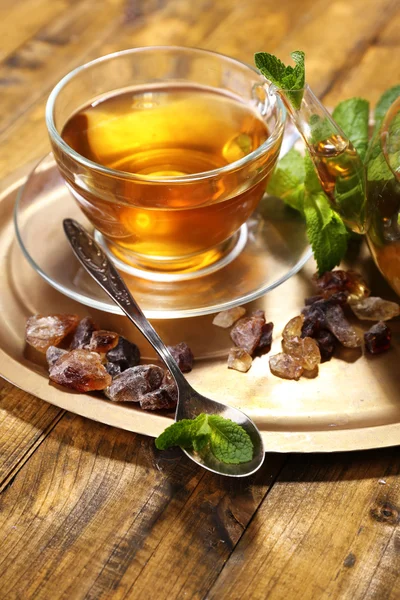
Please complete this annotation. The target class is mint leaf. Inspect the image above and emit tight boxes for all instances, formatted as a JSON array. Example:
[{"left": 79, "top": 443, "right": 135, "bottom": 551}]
[
  {"left": 266, "top": 144, "right": 349, "bottom": 273},
  {"left": 193, "top": 413, "right": 211, "bottom": 437},
  {"left": 366, "top": 86, "right": 400, "bottom": 184},
  {"left": 281, "top": 51, "right": 305, "bottom": 108},
  {"left": 304, "top": 191, "right": 348, "bottom": 275},
  {"left": 155, "top": 413, "right": 254, "bottom": 465},
  {"left": 253, "top": 52, "right": 286, "bottom": 86},
  {"left": 304, "top": 152, "right": 323, "bottom": 194},
  {"left": 303, "top": 155, "right": 348, "bottom": 274},
  {"left": 254, "top": 51, "right": 305, "bottom": 110},
  {"left": 155, "top": 419, "right": 197, "bottom": 450},
  {"left": 385, "top": 111, "right": 400, "bottom": 177},
  {"left": 332, "top": 98, "right": 369, "bottom": 160},
  {"left": 374, "top": 85, "right": 400, "bottom": 129},
  {"left": 266, "top": 148, "right": 305, "bottom": 211},
  {"left": 155, "top": 414, "right": 210, "bottom": 450},
  {"left": 192, "top": 435, "right": 209, "bottom": 453},
  {"left": 367, "top": 142, "right": 392, "bottom": 182},
  {"left": 208, "top": 415, "right": 253, "bottom": 465}
]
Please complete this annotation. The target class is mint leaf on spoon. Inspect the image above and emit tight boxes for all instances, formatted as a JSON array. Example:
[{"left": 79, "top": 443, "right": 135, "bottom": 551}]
[
  {"left": 155, "top": 414, "right": 210, "bottom": 450},
  {"left": 155, "top": 413, "right": 254, "bottom": 465},
  {"left": 207, "top": 415, "right": 253, "bottom": 464}
]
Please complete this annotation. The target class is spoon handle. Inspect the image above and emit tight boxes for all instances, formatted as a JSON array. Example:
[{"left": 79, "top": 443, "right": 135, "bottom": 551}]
[{"left": 63, "top": 219, "right": 189, "bottom": 389}]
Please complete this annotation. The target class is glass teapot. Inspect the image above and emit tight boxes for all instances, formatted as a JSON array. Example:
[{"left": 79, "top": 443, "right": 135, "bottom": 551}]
[
  {"left": 367, "top": 97, "right": 400, "bottom": 295},
  {"left": 281, "top": 87, "right": 400, "bottom": 297}
]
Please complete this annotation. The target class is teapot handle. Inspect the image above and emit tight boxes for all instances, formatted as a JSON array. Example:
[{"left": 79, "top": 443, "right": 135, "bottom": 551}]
[{"left": 381, "top": 97, "right": 400, "bottom": 182}]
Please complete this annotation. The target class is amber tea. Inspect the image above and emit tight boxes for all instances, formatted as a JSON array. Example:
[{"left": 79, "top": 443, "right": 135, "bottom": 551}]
[
  {"left": 63, "top": 86, "right": 269, "bottom": 177},
  {"left": 60, "top": 83, "right": 280, "bottom": 273}
]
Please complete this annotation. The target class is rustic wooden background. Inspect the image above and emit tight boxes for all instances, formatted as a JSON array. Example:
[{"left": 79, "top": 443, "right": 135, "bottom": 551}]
[{"left": 1, "top": 0, "right": 400, "bottom": 598}]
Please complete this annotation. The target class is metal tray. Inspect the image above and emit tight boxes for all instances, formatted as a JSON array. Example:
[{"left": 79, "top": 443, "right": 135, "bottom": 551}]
[{"left": 1, "top": 164, "right": 399, "bottom": 452}]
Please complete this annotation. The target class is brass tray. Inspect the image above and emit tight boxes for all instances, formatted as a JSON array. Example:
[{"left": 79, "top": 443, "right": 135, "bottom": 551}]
[{"left": 1, "top": 165, "right": 399, "bottom": 452}]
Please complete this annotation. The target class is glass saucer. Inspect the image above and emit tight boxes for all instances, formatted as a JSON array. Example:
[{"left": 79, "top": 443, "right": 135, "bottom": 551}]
[{"left": 14, "top": 152, "right": 311, "bottom": 319}]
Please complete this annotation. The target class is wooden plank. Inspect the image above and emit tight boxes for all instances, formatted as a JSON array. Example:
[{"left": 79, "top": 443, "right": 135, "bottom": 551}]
[
  {"left": 0, "top": 0, "right": 128, "bottom": 134},
  {"left": 0, "top": 0, "right": 70, "bottom": 62},
  {"left": 273, "top": 0, "right": 400, "bottom": 97},
  {"left": 207, "top": 449, "right": 400, "bottom": 600},
  {"left": 0, "top": 378, "right": 62, "bottom": 490},
  {"left": 197, "top": 0, "right": 321, "bottom": 62},
  {"left": 104, "top": 0, "right": 317, "bottom": 62},
  {"left": 324, "top": 7, "right": 400, "bottom": 106},
  {"left": 0, "top": 413, "right": 285, "bottom": 599}
]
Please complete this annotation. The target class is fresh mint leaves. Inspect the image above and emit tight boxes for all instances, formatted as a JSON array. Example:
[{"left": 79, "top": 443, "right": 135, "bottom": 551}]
[
  {"left": 155, "top": 413, "right": 254, "bottom": 465},
  {"left": 303, "top": 157, "right": 348, "bottom": 274},
  {"left": 267, "top": 96, "right": 372, "bottom": 273},
  {"left": 155, "top": 415, "right": 207, "bottom": 450},
  {"left": 207, "top": 415, "right": 253, "bottom": 464},
  {"left": 267, "top": 148, "right": 305, "bottom": 212},
  {"left": 261, "top": 50, "right": 373, "bottom": 272},
  {"left": 329, "top": 98, "right": 369, "bottom": 232},
  {"left": 373, "top": 85, "right": 400, "bottom": 128},
  {"left": 254, "top": 51, "right": 305, "bottom": 110},
  {"left": 332, "top": 98, "right": 370, "bottom": 160},
  {"left": 267, "top": 149, "right": 349, "bottom": 274},
  {"left": 258, "top": 50, "right": 400, "bottom": 272},
  {"left": 367, "top": 85, "right": 400, "bottom": 183}
]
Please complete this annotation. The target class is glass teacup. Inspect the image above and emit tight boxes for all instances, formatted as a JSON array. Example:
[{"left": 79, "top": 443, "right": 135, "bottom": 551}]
[{"left": 46, "top": 47, "right": 286, "bottom": 279}]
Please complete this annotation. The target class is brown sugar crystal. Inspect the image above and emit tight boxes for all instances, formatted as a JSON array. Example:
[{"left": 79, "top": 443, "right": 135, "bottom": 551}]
[
  {"left": 26, "top": 314, "right": 79, "bottom": 353},
  {"left": 49, "top": 349, "right": 112, "bottom": 392}
]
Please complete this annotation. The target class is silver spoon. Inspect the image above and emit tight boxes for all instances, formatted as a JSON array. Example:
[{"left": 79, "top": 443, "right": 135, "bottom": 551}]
[{"left": 63, "top": 218, "right": 265, "bottom": 477}]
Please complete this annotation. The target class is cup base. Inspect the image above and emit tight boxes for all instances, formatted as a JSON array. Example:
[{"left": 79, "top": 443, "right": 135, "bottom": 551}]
[{"left": 94, "top": 225, "right": 248, "bottom": 282}]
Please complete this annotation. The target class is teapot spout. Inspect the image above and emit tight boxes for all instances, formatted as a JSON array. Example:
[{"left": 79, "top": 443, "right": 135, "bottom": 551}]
[{"left": 276, "top": 84, "right": 368, "bottom": 234}]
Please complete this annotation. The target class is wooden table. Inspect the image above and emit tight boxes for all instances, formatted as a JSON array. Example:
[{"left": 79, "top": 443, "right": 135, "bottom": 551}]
[{"left": 1, "top": 0, "right": 400, "bottom": 597}]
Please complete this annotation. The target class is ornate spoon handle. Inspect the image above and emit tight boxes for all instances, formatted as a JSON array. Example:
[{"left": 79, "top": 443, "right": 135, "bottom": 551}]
[{"left": 63, "top": 218, "right": 188, "bottom": 389}]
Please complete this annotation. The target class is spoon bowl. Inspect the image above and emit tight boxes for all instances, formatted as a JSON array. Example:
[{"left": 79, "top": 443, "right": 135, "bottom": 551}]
[
  {"left": 176, "top": 388, "right": 265, "bottom": 477},
  {"left": 63, "top": 218, "right": 265, "bottom": 477}
]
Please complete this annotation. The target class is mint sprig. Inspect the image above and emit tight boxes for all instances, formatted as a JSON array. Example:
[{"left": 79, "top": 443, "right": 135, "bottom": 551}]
[
  {"left": 267, "top": 95, "right": 372, "bottom": 273},
  {"left": 267, "top": 148, "right": 305, "bottom": 212},
  {"left": 303, "top": 156, "right": 348, "bottom": 274},
  {"left": 366, "top": 85, "right": 400, "bottom": 183},
  {"left": 254, "top": 51, "right": 305, "bottom": 110},
  {"left": 329, "top": 98, "right": 369, "bottom": 231},
  {"left": 155, "top": 413, "right": 254, "bottom": 465},
  {"left": 373, "top": 85, "right": 400, "bottom": 128},
  {"left": 332, "top": 98, "right": 370, "bottom": 160},
  {"left": 267, "top": 149, "right": 350, "bottom": 274}
]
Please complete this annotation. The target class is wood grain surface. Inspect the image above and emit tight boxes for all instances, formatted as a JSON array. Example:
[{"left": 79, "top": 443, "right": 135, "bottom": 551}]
[{"left": 0, "top": 0, "right": 399, "bottom": 598}]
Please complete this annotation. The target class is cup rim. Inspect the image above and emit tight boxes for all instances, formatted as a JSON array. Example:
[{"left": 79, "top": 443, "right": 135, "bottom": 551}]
[{"left": 46, "top": 46, "right": 286, "bottom": 183}]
